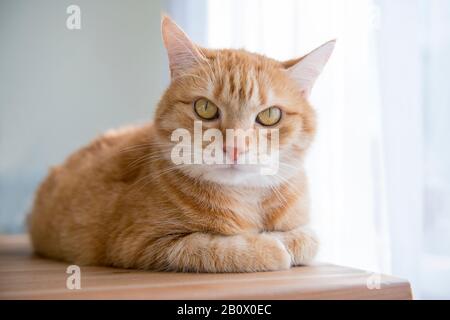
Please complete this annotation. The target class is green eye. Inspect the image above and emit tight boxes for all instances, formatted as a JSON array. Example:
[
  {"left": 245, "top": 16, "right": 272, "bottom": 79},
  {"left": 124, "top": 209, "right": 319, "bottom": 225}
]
[
  {"left": 194, "top": 98, "right": 219, "bottom": 120},
  {"left": 256, "top": 107, "right": 282, "bottom": 126}
]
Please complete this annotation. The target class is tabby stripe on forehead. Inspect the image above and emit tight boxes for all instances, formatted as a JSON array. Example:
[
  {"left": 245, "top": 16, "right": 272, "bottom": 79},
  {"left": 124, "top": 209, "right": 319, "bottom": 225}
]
[
  {"left": 238, "top": 64, "right": 247, "bottom": 102},
  {"left": 247, "top": 76, "right": 254, "bottom": 103},
  {"left": 229, "top": 72, "right": 235, "bottom": 99},
  {"left": 213, "top": 76, "right": 224, "bottom": 100},
  {"left": 257, "top": 77, "right": 267, "bottom": 106}
]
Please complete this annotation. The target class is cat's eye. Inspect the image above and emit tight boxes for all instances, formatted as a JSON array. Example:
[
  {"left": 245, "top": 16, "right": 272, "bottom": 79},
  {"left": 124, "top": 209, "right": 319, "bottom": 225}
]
[
  {"left": 256, "top": 107, "right": 282, "bottom": 126},
  {"left": 194, "top": 98, "right": 219, "bottom": 120}
]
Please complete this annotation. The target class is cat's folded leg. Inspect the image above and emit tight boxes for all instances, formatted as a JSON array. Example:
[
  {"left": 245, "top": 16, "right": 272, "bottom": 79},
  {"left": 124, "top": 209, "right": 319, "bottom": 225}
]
[
  {"left": 145, "top": 232, "right": 291, "bottom": 273},
  {"left": 272, "top": 227, "right": 319, "bottom": 266}
]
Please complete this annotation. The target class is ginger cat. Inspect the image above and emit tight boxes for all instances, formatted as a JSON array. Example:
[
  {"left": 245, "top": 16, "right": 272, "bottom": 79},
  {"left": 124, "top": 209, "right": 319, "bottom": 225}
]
[{"left": 28, "top": 16, "right": 335, "bottom": 272}]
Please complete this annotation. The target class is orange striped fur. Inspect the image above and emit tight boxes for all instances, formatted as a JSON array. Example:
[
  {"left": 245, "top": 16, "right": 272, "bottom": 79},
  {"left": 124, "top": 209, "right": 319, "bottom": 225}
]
[{"left": 28, "top": 16, "right": 334, "bottom": 272}]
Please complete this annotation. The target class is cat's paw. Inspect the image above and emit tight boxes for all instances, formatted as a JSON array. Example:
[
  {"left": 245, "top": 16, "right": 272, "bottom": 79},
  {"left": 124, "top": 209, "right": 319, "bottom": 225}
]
[
  {"left": 250, "top": 234, "right": 291, "bottom": 272},
  {"left": 274, "top": 227, "right": 319, "bottom": 266}
]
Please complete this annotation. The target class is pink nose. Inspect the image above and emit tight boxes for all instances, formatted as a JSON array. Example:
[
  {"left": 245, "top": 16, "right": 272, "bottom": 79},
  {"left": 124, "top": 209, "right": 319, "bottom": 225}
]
[{"left": 223, "top": 146, "right": 240, "bottom": 162}]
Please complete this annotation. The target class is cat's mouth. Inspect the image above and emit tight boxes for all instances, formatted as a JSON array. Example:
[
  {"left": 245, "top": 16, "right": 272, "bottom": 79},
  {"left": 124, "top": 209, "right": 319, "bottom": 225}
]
[
  {"left": 215, "top": 163, "right": 261, "bottom": 171},
  {"left": 206, "top": 163, "right": 274, "bottom": 180}
]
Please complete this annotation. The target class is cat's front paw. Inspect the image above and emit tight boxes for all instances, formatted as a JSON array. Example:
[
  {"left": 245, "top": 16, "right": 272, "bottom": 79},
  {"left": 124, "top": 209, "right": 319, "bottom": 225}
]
[
  {"left": 250, "top": 234, "right": 291, "bottom": 272},
  {"left": 274, "top": 227, "right": 319, "bottom": 266}
]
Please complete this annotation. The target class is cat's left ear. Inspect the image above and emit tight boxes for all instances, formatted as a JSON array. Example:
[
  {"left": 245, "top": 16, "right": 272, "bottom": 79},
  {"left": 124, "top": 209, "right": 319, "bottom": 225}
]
[
  {"left": 283, "top": 40, "right": 336, "bottom": 97},
  {"left": 161, "top": 15, "right": 206, "bottom": 80}
]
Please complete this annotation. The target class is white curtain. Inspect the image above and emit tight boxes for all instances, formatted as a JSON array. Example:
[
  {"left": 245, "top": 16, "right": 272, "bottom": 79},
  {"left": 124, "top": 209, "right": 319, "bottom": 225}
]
[{"left": 207, "top": 0, "right": 390, "bottom": 274}]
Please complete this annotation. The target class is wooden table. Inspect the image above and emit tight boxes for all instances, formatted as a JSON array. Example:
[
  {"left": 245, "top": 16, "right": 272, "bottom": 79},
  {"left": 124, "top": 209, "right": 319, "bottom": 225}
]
[{"left": 0, "top": 235, "right": 412, "bottom": 300}]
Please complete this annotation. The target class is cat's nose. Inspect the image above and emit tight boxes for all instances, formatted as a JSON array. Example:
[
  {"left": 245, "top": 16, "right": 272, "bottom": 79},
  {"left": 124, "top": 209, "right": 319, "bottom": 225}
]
[{"left": 223, "top": 146, "right": 243, "bottom": 162}]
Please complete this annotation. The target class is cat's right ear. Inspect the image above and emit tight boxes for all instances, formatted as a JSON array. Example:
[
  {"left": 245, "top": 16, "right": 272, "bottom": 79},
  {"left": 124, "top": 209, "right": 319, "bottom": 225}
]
[
  {"left": 283, "top": 40, "right": 336, "bottom": 97},
  {"left": 161, "top": 15, "right": 206, "bottom": 80}
]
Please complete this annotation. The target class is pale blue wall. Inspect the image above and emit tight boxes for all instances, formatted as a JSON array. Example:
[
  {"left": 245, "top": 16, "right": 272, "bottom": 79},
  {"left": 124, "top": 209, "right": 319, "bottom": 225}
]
[{"left": 0, "top": 0, "right": 179, "bottom": 232}]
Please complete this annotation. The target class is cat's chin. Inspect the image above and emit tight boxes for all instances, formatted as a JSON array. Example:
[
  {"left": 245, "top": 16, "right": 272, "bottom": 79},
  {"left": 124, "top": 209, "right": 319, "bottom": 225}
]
[{"left": 178, "top": 164, "right": 284, "bottom": 187}]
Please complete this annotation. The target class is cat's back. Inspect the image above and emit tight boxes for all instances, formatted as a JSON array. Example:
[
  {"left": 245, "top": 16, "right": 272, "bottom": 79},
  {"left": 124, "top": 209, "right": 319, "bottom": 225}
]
[
  {"left": 64, "top": 123, "right": 153, "bottom": 170},
  {"left": 28, "top": 122, "right": 155, "bottom": 263},
  {"left": 36, "top": 122, "right": 153, "bottom": 196}
]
